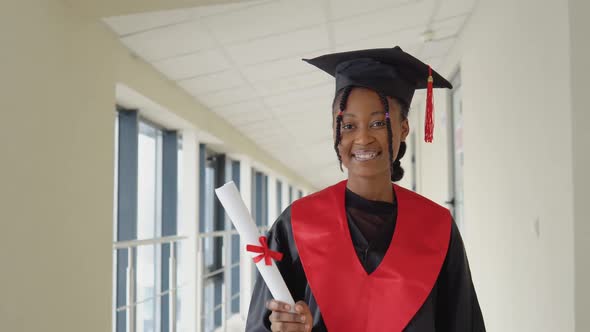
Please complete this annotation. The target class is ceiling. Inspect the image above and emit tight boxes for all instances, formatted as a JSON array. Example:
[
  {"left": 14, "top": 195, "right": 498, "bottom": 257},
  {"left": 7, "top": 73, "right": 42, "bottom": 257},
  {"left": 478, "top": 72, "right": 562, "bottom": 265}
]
[{"left": 103, "top": 0, "right": 475, "bottom": 188}]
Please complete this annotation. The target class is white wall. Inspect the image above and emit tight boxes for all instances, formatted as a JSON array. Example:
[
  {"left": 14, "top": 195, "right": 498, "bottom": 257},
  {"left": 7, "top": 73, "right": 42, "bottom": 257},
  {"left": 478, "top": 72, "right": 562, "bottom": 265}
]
[
  {"left": 0, "top": 2, "right": 115, "bottom": 331},
  {"left": 418, "top": 0, "right": 576, "bottom": 331},
  {"left": 569, "top": 0, "right": 590, "bottom": 331}
]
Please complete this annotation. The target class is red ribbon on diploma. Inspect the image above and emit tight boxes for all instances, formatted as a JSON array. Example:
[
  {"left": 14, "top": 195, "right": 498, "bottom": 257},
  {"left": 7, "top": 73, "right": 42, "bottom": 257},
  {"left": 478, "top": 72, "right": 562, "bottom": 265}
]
[{"left": 246, "top": 236, "right": 283, "bottom": 266}]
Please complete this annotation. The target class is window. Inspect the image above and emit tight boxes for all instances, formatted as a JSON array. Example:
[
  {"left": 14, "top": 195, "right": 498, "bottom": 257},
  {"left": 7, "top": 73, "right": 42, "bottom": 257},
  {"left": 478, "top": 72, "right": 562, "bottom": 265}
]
[
  {"left": 198, "top": 147, "right": 241, "bottom": 331},
  {"left": 229, "top": 161, "right": 241, "bottom": 315},
  {"left": 250, "top": 169, "right": 269, "bottom": 286},
  {"left": 114, "top": 108, "right": 182, "bottom": 332},
  {"left": 297, "top": 189, "right": 303, "bottom": 200},
  {"left": 136, "top": 121, "right": 162, "bottom": 332},
  {"left": 251, "top": 170, "right": 269, "bottom": 227},
  {"left": 199, "top": 147, "right": 225, "bottom": 332},
  {"left": 276, "top": 180, "right": 283, "bottom": 216}
]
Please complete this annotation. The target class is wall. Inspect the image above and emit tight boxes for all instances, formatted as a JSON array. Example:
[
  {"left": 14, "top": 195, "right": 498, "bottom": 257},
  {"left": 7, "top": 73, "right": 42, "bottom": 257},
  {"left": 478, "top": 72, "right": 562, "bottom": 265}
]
[
  {"left": 421, "top": 0, "right": 576, "bottom": 330},
  {"left": 0, "top": 1, "right": 115, "bottom": 331},
  {"left": 569, "top": 0, "right": 590, "bottom": 330},
  {"left": 0, "top": 0, "right": 311, "bottom": 331}
]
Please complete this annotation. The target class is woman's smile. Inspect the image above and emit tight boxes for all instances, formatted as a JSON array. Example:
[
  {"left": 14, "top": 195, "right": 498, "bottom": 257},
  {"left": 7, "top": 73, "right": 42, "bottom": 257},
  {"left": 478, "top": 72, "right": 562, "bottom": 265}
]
[{"left": 351, "top": 149, "right": 382, "bottom": 162}]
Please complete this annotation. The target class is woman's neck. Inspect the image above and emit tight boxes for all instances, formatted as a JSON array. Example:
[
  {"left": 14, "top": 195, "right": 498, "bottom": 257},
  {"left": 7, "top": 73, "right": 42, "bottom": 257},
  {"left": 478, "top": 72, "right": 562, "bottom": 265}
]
[{"left": 346, "top": 173, "right": 393, "bottom": 203}]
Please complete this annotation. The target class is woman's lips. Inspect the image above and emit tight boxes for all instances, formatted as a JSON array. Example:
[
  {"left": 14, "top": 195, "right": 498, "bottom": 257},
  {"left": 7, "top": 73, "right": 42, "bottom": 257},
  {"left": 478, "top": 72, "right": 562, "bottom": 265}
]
[{"left": 352, "top": 150, "right": 381, "bottom": 161}]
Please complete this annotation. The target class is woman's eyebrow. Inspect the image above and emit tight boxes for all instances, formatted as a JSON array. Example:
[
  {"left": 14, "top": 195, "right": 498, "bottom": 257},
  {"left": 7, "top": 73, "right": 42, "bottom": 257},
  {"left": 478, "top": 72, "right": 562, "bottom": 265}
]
[{"left": 342, "top": 111, "right": 385, "bottom": 118}]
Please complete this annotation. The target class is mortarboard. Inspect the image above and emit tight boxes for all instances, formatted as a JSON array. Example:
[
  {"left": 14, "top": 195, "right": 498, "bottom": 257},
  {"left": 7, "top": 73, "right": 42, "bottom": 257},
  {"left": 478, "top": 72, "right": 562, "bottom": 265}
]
[{"left": 303, "top": 46, "right": 452, "bottom": 142}]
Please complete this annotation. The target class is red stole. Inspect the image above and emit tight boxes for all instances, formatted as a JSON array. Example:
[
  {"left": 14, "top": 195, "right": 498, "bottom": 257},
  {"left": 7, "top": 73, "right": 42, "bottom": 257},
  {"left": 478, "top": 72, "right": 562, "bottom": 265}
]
[{"left": 291, "top": 181, "right": 451, "bottom": 331}]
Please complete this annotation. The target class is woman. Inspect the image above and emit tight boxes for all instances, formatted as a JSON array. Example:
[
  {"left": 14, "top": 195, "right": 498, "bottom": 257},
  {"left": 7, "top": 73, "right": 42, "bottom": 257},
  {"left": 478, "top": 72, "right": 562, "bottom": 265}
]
[{"left": 245, "top": 46, "right": 485, "bottom": 332}]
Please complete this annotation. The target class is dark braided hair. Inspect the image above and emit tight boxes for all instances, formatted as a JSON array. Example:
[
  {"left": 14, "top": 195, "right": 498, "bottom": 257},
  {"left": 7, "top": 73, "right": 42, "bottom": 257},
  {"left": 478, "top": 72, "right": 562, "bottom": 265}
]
[
  {"left": 333, "top": 86, "right": 353, "bottom": 171},
  {"left": 333, "top": 87, "right": 410, "bottom": 182}
]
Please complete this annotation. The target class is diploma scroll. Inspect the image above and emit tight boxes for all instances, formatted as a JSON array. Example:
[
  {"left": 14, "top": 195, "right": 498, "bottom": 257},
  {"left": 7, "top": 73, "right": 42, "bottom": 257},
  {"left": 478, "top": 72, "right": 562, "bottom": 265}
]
[{"left": 215, "top": 181, "right": 295, "bottom": 309}]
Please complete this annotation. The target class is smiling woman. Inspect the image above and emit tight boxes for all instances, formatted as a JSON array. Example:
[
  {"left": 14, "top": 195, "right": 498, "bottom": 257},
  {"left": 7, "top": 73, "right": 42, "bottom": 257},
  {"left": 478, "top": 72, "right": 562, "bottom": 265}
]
[
  {"left": 334, "top": 87, "right": 408, "bottom": 183},
  {"left": 245, "top": 47, "right": 486, "bottom": 332}
]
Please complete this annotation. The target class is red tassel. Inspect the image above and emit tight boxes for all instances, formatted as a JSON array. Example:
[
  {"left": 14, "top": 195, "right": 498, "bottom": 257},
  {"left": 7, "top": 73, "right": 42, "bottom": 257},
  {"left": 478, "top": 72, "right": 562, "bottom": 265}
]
[{"left": 425, "top": 66, "right": 434, "bottom": 143}]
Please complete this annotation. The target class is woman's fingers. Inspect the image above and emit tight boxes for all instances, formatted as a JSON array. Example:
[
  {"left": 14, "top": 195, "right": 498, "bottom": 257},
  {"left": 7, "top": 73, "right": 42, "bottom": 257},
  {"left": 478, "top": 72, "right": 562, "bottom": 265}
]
[
  {"left": 266, "top": 300, "right": 292, "bottom": 312},
  {"left": 294, "top": 301, "right": 311, "bottom": 314},
  {"left": 294, "top": 301, "right": 313, "bottom": 332},
  {"left": 267, "top": 300, "right": 310, "bottom": 331},
  {"left": 269, "top": 311, "right": 307, "bottom": 324},
  {"left": 270, "top": 321, "right": 310, "bottom": 332}
]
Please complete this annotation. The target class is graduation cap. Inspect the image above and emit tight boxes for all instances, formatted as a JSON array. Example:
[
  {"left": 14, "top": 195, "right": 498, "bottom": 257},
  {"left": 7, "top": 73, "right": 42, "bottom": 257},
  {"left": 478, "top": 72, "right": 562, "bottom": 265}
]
[{"left": 303, "top": 46, "right": 452, "bottom": 142}]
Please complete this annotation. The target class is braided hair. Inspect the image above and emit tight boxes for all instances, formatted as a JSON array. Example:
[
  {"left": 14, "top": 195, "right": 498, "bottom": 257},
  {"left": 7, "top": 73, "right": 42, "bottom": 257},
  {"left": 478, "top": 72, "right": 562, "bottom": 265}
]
[{"left": 333, "top": 87, "right": 410, "bottom": 182}]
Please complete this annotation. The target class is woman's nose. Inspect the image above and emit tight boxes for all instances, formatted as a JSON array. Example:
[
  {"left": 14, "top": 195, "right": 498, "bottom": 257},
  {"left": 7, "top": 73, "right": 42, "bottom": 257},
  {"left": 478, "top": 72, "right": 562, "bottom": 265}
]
[{"left": 353, "top": 127, "right": 374, "bottom": 145}]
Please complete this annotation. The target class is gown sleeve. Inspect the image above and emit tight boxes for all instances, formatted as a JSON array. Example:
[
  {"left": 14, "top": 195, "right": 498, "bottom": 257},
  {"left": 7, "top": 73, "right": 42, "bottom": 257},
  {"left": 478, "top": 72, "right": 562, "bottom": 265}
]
[
  {"left": 435, "top": 219, "right": 486, "bottom": 332},
  {"left": 245, "top": 207, "right": 306, "bottom": 332}
]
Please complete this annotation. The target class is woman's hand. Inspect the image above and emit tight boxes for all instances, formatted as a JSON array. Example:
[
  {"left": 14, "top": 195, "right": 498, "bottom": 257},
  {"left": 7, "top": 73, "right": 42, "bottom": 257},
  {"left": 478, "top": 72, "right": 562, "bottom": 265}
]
[{"left": 266, "top": 300, "right": 313, "bottom": 332}]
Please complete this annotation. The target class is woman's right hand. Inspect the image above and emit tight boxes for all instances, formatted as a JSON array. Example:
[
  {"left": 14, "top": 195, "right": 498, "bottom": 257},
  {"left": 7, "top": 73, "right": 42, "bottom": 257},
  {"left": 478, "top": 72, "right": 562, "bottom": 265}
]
[{"left": 266, "top": 300, "right": 312, "bottom": 332}]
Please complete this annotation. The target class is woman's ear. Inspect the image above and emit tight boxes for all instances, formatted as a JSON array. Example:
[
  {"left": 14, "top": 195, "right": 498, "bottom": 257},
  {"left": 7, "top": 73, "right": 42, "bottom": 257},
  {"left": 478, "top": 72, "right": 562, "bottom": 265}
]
[{"left": 401, "top": 118, "right": 410, "bottom": 141}]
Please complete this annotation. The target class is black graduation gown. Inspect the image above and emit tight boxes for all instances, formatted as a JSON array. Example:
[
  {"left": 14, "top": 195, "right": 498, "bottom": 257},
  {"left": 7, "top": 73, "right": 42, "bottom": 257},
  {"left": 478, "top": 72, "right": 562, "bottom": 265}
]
[{"left": 246, "top": 189, "right": 485, "bottom": 332}]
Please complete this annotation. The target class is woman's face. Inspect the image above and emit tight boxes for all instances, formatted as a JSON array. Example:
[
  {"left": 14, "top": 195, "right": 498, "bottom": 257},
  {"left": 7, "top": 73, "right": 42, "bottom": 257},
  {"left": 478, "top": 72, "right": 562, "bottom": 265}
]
[{"left": 334, "top": 87, "right": 409, "bottom": 180}]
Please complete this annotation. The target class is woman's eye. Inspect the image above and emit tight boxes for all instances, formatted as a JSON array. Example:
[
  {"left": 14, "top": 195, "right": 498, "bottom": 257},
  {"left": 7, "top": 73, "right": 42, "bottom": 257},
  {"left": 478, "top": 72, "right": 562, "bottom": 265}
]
[
  {"left": 342, "top": 123, "right": 354, "bottom": 130},
  {"left": 371, "top": 121, "right": 386, "bottom": 128}
]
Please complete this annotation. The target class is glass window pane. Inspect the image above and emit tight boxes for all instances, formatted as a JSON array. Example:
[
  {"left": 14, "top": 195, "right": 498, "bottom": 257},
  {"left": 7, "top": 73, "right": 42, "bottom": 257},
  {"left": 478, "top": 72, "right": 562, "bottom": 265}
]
[
  {"left": 231, "top": 265, "right": 240, "bottom": 314},
  {"left": 137, "top": 123, "right": 158, "bottom": 240},
  {"left": 137, "top": 244, "right": 157, "bottom": 332},
  {"left": 276, "top": 180, "right": 282, "bottom": 216},
  {"left": 204, "top": 166, "right": 215, "bottom": 233},
  {"left": 231, "top": 234, "right": 240, "bottom": 264},
  {"left": 202, "top": 275, "right": 224, "bottom": 332},
  {"left": 136, "top": 298, "right": 157, "bottom": 332},
  {"left": 176, "top": 239, "right": 194, "bottom": 332}
]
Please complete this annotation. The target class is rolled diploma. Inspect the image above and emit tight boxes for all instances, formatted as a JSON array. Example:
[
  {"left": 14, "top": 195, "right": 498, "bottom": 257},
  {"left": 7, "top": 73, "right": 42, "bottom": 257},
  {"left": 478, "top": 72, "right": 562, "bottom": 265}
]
[{"left": 215, "top": 181, "right": 295, "bottom": 309}]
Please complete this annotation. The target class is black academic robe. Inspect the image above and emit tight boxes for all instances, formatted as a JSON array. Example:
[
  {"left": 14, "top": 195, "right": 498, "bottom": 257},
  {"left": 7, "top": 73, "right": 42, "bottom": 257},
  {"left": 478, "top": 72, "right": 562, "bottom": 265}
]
[{"left": 246, "top": 188, "right": 485, "bottom": 332}]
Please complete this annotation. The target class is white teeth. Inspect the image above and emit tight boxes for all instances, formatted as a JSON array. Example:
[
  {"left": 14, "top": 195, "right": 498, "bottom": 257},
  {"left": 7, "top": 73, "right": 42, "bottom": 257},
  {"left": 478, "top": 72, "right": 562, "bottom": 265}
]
[{"left": 353, "top": 152, "right": 378, "bottom": 161}]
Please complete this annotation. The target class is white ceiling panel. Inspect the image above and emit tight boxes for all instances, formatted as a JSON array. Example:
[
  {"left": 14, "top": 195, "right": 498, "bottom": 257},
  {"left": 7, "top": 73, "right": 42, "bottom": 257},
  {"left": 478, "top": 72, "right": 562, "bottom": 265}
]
[
  {"left": 420, "top": 38, "right": 456, "bottom": 59},
  {"left": 225, "top": 26, "right": 330, "bottom": 66},
  {"left": 329, "top": 0, "right": 417, "bottom": 20},
  {"left": 434, "top": 0, "right": 476, "bottom": 20},
  {"left": 422, "top": 56, "right": 444, "bottom": 70},
  {"left": 334, "top": 28, "right": 424, "bottom": 54},
  {"left": 271, "top": 97, "right": 332, "bottom": 118},
  {"left": 284, "top": 122, "right": 333, "bottom": 143},
  {"left": 224, "top": 107, "right": 275, "bottom": 125},
  {"left": 178, "top": 70, "right": 245, "bottom": 95},
  {"left": 120, "top": 21, "right": 215, "bottom": 61},
  {"left": 258, "top": 140, "right": 296, "bottom": 155},
  {"left": 237, "top": 119, "right": 289, "bottom": 138},
  {"left": 430, "top": 14, "right": 466, "bottom": 39},
  {"left": 264, "top": 83, "right": 333, "bottom": 109},
  {"left": 240, "top": 49, "right": 329, "bottom": 82},
  {"left": 189, "top": 0, "right": 272, "bottom": 18},
  {"left": 212, "top": 99, "right": 266, "bottom": 116},
  {"left": 195, "top": 84, "right": 258, "bottom": 108},
  {"left": 248, "top": 125, "right": 289, "bottom": 139},
  {"left": 204, "top": 0, "right": 325, "bottom": 45},
  {"left": 331, "top": 0, "right": 434, "bottom": 45},
  {"left": 237, "top": 118, "right": 278, "bottom": 131},
  {"left": 153, "top": 49, "right": 231, "bottom": 80},
  {"left": 102, "top": 9, "right": 193, "bottom": 36},
  {"left": 253, "top": 71, "right": 332, "bottom": 97}
]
